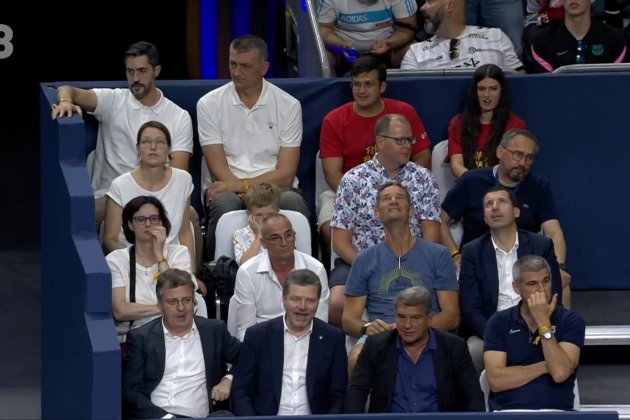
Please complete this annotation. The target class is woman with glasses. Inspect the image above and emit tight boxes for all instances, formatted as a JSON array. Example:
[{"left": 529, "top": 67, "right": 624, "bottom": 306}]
[
  {"left": 102, "top": 121, "right": 196, "bottom": 270},
  {"left": 445, "top": 64, "right": 526, "bottom": 178},
  {"left": 106, "top": 196, "right": 207, "bottom": 343}
]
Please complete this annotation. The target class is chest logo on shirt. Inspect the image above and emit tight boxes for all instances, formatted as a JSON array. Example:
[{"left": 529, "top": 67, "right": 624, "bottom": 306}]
[
  {"left": 591, "top": 44, "right": 604, "bottom": 56},
  {"left": 379, "top": 267, "right": 423, "bottom": 294}
]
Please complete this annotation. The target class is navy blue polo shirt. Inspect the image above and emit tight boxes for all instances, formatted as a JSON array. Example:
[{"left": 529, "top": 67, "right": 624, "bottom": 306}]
[
  {"left": 391, "top": 329, "right": 438, "bottom": 413},
  {"left": 441, "top": 167, "right": 558, "bottom": 247},
  {"left": 484, "top": 303, "right": 585, "bottom": 411}
]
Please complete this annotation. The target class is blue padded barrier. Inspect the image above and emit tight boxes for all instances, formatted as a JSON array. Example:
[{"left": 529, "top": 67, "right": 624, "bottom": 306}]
[{"left": 41, "top": 73, "right": 629, "bottom": 417}]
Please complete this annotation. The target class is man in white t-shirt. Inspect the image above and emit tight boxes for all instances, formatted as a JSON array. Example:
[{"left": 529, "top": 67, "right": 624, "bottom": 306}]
[
  {"left": 197, "top": 34, "right": 309, "bottom": 261},
  {"left": 400, "top": 0, "right": 524, "bottom": 72},
  {"left": 51, "top": 41, "right": 194, "bottom": 229}
]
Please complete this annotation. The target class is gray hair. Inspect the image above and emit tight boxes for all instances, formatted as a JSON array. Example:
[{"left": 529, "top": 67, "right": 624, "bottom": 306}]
[
  {"left": 512, "top": 255, "right": 551, "bottom": 283},
  {"left": 156, "top": 268, "right": 195, "bottom": 300},
  {"left": 500, "top": 128, "right": 539, "bottom": 153},
  {"left": 394, "top": 286, "right": 432, "bottom": 315},
  {"left": 282, "top": 269, "right": 322, "bottom": 299}
]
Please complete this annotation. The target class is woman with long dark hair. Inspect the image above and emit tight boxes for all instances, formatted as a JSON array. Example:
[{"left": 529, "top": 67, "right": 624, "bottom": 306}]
[{"left": 446, "top": 64, "right": 526, "bottom": 178}]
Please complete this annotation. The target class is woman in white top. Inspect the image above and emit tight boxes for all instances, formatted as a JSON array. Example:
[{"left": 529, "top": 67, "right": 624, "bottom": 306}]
[
  {"left": 106, "top": 195, "right": 206, "bottom": 343},
  {"left": 102, "top": 120, "right": 196, "bottom": 269}
]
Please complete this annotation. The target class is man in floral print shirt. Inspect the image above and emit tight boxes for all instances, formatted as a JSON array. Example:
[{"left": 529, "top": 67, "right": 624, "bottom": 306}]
[{"left": 327, "top": 114, "right": 441, "bottom": 327}]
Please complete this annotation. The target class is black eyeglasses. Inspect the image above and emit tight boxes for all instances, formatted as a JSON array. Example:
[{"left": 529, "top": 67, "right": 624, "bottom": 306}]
[
  {"left": 133, "top": 214, "right": 161, "bottom": 224},
  {"left": 503, "top": 147, "right": 536, "bottom": 164},
  {"left": 449, "top": 38, "right": 460, "bottom": 61},
  {"left": 576, "top": 40, "right": 586, "bottom": 64},
  {"left": 379, "top": 134, "right": 416, "bottom": 145}
]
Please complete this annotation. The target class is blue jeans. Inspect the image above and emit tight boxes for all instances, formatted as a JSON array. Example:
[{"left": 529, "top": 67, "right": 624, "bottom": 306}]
[{"left": 465, "top": 0, "right": 525, "bottom": 59}]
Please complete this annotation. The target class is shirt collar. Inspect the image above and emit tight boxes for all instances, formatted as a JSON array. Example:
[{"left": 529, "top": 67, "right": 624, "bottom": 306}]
[
  {"left": 162, "top": 317, "right": 197, "bottom": 339},
  {"left": 128, "top": 88, "right": 164, "bottom": 113},
  {"left": 491, "top": 233, "right": 520, "bottom": 254},
  {"left": 396, "top": 327, "right": 437, "bottom": 352},
  {"left": 229, "top": 79, "right": 269, "bottom": 107},
  {"left": 256, "top": 249, "right": 298, "bottom": 274},
  {"left": 282, "top": 314, "right": 313, "bottom": 339}
]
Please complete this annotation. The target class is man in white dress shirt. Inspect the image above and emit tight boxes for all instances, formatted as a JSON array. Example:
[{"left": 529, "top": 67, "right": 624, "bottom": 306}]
[
  {"left": 231, "top": 213, "right": 329, "bottom": 340},
  {"left": 123, "top": 269, "right": 240, "bottom": 418},
  {"left": 231, "top": 269, "right": 347, "bottom": 415}
]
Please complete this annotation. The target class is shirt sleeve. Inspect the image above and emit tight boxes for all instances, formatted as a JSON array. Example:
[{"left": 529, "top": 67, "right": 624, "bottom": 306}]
[
  {"left": 279, "top": 98, "right": 303, "bottom": 148},
  {"left": 446, "top": 114, "right": 463, "bottom": 159},
  {"left": 556, "top": 311, "right": 586, "bottom": 349},
  {"left": 106, "top": 251, "right": 127, "bottom": 289},
  {"left": 319, "top": 112, "right": 344, "bottom": 158},
  {"left": 414, "top": 169, "right": 441, "bottom": 222},
  {"left": 391, "top": 0, "right": 418, "bottom": 18},
  {"left": 330, "top": 174, "right": 356, "bottom": 230},
  {"left": 196, "top": 92, "right": 223, "bottom": 147},
  {"left": 497, "top": 29, "right": 524, "bottom": 70},
  {"left": 345, "top": 250, "right": 369, "bottom": 297},
  {"left": 233, "top": 268, "right": 258, "bottom": 341},
  {"left": 232, "top": 227, "right": 252, "bottom": 265},
  {"left": 92, "top": 88, "right": 116, "bottom": 121},
  {"left": 170, "top": 110, "right": 194, "bottom": 154},
  {"left": 314, "top": 264, "right": 330, "bottom": 322},
  {"left": 105, "top": 176, "right": 124, "bottom": 206},
  {"left": 535, "top": 178, "right": 558, "bottom": 224},
  {"left": 441, "top": 172, "right": 470, "bottom": 221},
  {"left": 483, "top": 312, "right": 508, "bottom": 352},
  {"left": 317, "top": 0, "right": 337, "bottom": 23}
]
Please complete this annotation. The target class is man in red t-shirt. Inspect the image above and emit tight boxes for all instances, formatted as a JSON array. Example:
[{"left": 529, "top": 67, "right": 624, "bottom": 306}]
[{"left": 318, "top": 56, "right": 431, "bottom": 326}]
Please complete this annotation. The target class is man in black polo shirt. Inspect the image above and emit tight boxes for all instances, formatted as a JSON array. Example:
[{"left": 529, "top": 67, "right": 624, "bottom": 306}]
[
  {"left": 531, "top": 0, "right": 627, "bottom": 72},
  {"left": 440, "top": 128, "right": 571, "bottom": 307},
  {"left": 483, "top": 255, "right": 584, "bottom": 411}
]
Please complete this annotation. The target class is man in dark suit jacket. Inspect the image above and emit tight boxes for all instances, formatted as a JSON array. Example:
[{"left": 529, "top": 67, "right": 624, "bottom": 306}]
[
  {"left": 123, "top": 269, "right": 240, "bottom": 419},
  {"left": 345, "top": 286, "right": 484, "bottom": 413},
  {"left": 231, "top": 269, "right": 347, "bottom": 416},
  {"left": 459, "top": 186, "right": 562, "bottom": 372}
]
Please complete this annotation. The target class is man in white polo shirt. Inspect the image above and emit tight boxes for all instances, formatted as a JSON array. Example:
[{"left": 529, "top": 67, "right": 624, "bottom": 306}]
[{"left": 197, "top": 34, "right": 309, "bottom": 261}]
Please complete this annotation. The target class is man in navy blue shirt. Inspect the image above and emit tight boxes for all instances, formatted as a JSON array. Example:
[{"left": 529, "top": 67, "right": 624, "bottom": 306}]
[
  {"left": 483, "top": 255, "right": 584, "bottom": 411},
  {"left": 441, "top": 128, "right": 571, "bottom": 307}
]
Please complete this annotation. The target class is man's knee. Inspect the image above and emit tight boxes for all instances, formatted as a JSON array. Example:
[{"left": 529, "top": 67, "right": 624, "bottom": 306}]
[{"left": 467, "top": 336, "right": 485, "bottom": 375}]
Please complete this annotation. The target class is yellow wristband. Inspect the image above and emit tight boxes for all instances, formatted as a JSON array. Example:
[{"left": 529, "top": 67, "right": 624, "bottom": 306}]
[
  {"left": 451, "top": 249, "right": 461, "bottom": 258},
  {"left": 58, "top": 98, "right": 73, "bottom": 104},
  {"left": 242, "top": 179, "right": 250, "bottom": 194},
  {"left": 156, "top": 257, "right": 167, "bottom": 265}
]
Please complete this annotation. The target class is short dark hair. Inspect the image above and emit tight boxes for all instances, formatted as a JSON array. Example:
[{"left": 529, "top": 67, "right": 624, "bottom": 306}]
[
  {"left": 230, "top": 34, "right": 268, "bottom": 61},
  {"left": 125, "top": 41, "right": 160, "bottom": 68},
  {"left": 512, "top": 255, "right": 551, "bottom": 283},
  {"left": 350, "top": 55, "right": 387, "bottom": 82},
  {"left": 394, "top": 286, "right": 432, "bottom": 315},
  {"left": 136, "top": 120, "right": 172, "bottom": 147},
  {"left": 121, "top": 196, "right": 172, "bottom": 243},
  {"left": 282, "top": 269, "right": 322, "bottom": 299},
  {"left": 376, "top": 181, "right": 411, "bottom": 206},
  {"left": 156, "top": 268, "right": 195, "bottom": 300},
  {"left": 483, "top": 186, "right": 518, "bottom": 208}
]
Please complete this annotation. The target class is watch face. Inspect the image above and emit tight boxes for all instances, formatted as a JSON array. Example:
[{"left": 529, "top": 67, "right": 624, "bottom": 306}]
[{"left": 542, "top": 331, "right": 553, "bottom": 340}]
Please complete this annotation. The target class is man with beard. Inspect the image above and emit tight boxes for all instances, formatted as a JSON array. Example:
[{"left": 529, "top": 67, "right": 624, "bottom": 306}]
[
  {"left": 440, "top": 128, "right": 571, "bottom": 306},
  {"left": 400, "top": 0, "right": 524, "bottom": 72},
  {"left": 344, "top": 286, "right": 483, "bottom": 413},
  {"left": 484, "top": 255, "right": 584, "bottom": 411},
  {"left": 51, "top": 41, "right": 193, "bottom": 232}
]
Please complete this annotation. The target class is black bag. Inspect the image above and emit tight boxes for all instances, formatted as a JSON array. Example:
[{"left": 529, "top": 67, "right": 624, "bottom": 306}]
[{"left": 197, "top": 256, "right": 239, "bottom": 320}]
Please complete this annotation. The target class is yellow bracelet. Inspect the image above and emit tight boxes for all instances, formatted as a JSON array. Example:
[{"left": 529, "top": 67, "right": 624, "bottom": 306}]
[
  {"left": 58, "top": 98, "right": 73, "bottom": 104},
  {"left": 242, "top": 178, "right": 250, "bottom": 194},
  {"left": 450, "top": 249, "right": 461, "bottom": 258},
  {"left": 156, "top": 257, "right": 167, "bottom": 265}
]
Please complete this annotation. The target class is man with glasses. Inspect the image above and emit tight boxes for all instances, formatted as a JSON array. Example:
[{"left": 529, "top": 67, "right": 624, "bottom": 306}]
[
  {"left": 401, "top": 0, "right": 524, "bottom": 72},
  {"left": 531, "top": 0, "right": 627, "bottom": 72},
  {"left": 441, "top": 128, "right": 572, "bottom": 307},
  {"left": 330, "top": 114, "right": 441, "bottom": 331},
  {"left": 319, "top": 57, "right": 432, "bottom": 325},
  {"left": 123, "top": 269, "right": 240, "bottom": 419},
  {"left": 231, "top": 213, "right": 329, "bottom": 341},
  {"left": 484, "top": 255, "right": 584, "bottom": 411}
]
